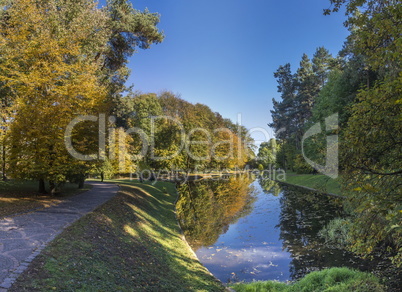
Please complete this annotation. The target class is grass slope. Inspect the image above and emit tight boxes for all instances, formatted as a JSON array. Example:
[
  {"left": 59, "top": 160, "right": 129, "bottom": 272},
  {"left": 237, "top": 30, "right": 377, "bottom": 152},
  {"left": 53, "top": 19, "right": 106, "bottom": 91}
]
[
  {"left": 230, "top": 267, "right": 385, "bottom": 292},
  {"left": 278, "top": 173, "right": 341, "bottom": 196},
  {"left": 10, "top": 180, "right": 225, "bottom": 292}
]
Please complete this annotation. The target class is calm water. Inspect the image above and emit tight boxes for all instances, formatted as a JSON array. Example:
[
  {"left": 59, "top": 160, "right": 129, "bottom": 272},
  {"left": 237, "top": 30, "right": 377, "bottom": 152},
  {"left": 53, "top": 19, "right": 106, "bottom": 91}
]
[{"left": 176, "top": 176, "right": 400, "bottom": 287}]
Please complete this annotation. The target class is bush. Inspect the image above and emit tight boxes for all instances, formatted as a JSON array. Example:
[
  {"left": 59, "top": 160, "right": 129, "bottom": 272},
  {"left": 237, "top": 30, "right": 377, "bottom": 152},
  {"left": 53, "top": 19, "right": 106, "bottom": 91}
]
[
  {"left": 318, "top": 218, "right": 353, "bottom": 248},
  {"left": 293, "top": 154, "right": 314, "bottom": 174}
]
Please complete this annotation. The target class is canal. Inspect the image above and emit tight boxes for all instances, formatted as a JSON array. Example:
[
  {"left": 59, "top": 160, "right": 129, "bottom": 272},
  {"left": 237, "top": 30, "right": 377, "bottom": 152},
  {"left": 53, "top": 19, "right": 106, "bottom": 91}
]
[{"left": 175, "top": 175, "right": 401, "bottom": 290}]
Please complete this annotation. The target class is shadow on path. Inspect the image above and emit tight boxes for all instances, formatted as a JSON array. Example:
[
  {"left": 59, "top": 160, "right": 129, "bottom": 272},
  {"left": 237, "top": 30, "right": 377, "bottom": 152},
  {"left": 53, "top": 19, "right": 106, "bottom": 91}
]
[{"left": 0, "top": 182, "right": 118, "bottom": 290}]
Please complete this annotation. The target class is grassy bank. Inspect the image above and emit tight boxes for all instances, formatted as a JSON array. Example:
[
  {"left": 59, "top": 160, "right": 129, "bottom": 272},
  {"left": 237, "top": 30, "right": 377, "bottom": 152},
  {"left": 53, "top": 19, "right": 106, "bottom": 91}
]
[
  {"left": 277, "top": 173, "right": 341, "bottom": 196},
  {"left": 230, "top": 267, "right": 385, "bottom": 292},
  {"left": 0, "top": 180, "right": 91, "bottom": 218},
  {"left": 10, "top": 180, "right": 225, "bottom": 292}
]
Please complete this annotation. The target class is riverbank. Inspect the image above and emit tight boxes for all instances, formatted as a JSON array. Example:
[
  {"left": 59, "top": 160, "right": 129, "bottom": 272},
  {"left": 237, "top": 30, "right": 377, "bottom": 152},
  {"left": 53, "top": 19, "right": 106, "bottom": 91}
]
[
  {"left": 277, "top": 172, "right": 342, "bottom": 196},
  {"left": 230, "top": 267, "right": 385, "bottom": 292},
  {"left": 9, "top": 180, "right": 226, "bottom": 291}
]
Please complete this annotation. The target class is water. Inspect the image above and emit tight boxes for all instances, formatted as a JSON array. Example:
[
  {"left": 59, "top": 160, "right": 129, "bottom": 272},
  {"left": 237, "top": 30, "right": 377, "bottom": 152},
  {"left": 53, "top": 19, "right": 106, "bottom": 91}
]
[{"left": 176, "top": 176, "right": 400, "bottom": 288}]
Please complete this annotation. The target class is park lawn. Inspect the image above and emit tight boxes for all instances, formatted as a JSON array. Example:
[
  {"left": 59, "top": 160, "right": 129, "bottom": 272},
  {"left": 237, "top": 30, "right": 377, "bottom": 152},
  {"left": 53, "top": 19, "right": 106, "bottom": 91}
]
[
  {"left": 278, "top": 173, "right": 341, "bottom": 196},
  {"left": 0, "top": 180, "right": 91, "bottom": 218},
  {"left": 10, "top": 180, "right": 226, "bottom": 292}
]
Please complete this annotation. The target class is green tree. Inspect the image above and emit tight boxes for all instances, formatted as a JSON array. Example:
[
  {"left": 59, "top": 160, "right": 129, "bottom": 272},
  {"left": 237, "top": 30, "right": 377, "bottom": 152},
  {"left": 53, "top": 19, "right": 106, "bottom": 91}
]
[
  {"left": 257, "top": 139, "right": 279, "bottom": 169},
  {"left": 269, "top": 63, "right": 297, "bottom": 141},
  {"left": 103, "top": 0, "right": 164, "bottom": 104},
  {"left": 326, "top": 0, "right": 402, "bottom": 265},
  {"left": 312, "top": 46, "right": 334, "bottom": 88},
  {"left": 342, "top": 75, "right": 402, "bottom": 265}
]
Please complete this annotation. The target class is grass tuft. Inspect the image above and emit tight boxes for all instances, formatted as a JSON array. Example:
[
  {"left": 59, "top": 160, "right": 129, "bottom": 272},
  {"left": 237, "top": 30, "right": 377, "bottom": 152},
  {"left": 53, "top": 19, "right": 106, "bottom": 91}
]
[{"left": 230, "top": 267, "right": 385, "bottom": 292}]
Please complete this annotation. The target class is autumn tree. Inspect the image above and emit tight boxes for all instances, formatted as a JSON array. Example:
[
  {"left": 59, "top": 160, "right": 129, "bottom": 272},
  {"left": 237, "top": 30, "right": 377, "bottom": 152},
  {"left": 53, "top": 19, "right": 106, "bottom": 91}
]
[
  {"left": 0, "top": 0, "right": 109, "bottom": 192},
  {"left": 0, "top": 0, "right": 163, "bottom": 191}
]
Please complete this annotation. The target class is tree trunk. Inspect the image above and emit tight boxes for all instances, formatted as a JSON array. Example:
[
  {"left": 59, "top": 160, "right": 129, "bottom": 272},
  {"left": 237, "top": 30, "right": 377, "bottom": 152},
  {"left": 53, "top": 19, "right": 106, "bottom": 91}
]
[
  {"left": 49, "top": 181, "right": 56, "bottom": 195},
  {"left": 2, "top": 144, "right": 6, "bottom": 181},
  {"left": 38, "top": 179, "right": 46, "bottom": 194},
  {"left": 78, "top": 178, "right": 85, "bottom": 189}
]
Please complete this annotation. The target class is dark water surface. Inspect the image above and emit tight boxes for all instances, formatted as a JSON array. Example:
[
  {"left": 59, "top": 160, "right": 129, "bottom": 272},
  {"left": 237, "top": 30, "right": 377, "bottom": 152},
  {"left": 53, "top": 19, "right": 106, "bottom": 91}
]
[{"left": 176, "top": 176, "right": 401, "bottom": 289}]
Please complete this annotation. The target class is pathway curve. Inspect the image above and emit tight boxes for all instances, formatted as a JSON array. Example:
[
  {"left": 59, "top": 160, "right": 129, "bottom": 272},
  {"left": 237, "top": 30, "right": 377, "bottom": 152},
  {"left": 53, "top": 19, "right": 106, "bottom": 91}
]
[{"left": 0, "top": 182, "right": 118, "bottom": 291}]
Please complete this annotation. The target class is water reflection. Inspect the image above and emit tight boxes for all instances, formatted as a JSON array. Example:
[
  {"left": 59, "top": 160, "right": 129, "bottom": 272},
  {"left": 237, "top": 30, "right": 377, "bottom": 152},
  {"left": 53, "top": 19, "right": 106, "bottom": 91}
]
[
  {"left": 276, "top": 184, "right": 359, "bottom": 280},
  {"left": 176, "top": 177, "right": 398, "bottom": 286},
  {"left": 176, "top": 175, "right": 255, "bottom": 250}
]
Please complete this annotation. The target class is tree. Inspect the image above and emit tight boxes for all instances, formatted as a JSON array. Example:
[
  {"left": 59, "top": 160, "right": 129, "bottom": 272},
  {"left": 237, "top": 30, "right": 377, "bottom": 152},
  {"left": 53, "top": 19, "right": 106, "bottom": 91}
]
[
  {"left": 104, "top": 0, "right": 164, "bottom": 113},
  {"left": 0, "top": 84, "right": 12, "bottom": 181},
  {"left": 294, "top": 54, "right": 316, "bottom": 148},
  {"left": 257, "top": 139, "right": 279, "bottom": 169},
  {"left": 269, "top": 63, "right": 297, "bottom": 141},
  {"left": 342, "top": 75, "right": 402, "bottom": 265},
  {"left": 312, "top": 47, "right": 334, "bottom": 86},
  {"left": 325, "top": 0, "right": 401, "bottom": 76},
  {"left": 270, "top": 48, "right": 333, "bottom": 173},
  {"left": 0, "top": 0, "right": 163, "bottom": 192},
  {"left": 325, "top": 0, "right": 402, "bottom": 265},
  {"left": 1, "top": 0, "right": 108, "bottom": 193}
]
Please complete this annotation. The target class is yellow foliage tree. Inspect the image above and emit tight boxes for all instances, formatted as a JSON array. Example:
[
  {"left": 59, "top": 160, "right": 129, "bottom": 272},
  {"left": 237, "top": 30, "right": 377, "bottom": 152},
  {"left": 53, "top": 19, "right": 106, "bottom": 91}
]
[{"left": 0, "top": 0, "right": 108, "bottom": 192}]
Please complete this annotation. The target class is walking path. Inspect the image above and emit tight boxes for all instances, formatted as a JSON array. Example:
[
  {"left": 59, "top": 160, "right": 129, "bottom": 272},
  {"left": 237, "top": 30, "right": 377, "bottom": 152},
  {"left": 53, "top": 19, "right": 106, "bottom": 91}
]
[{"left": 0, "top": 182, "right": 118, "bottom": 291}]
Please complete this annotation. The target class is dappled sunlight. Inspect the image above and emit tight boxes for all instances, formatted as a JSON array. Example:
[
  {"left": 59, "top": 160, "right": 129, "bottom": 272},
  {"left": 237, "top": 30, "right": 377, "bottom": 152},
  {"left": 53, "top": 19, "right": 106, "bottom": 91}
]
[
  {"left": 0, "top": 197, "right": 23, "bottom": 203},
  {"left": 126, "top": 185, "right": 153, "bottom": 197},
  {"left": 124, "top": 201, "right": 178, "bottom": 241},
  {"left": 124, "top": 224, "right": 140, "bottom": 238},
  {"left": 114, "top": 183, "right": 222, "bottom": 289},
  {"left": 129, "top": 184, "right": 172, "bottom": 206}
]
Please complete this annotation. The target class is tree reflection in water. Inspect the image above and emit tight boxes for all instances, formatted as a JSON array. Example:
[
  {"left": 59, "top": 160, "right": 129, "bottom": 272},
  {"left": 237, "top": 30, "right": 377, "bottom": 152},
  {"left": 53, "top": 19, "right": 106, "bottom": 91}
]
[
  {"left": 176, "top": 177, "right": 400, "bottom": 289},
  {"left": 176, "top": 175, "right": 255, "bottom": 250},
  {"left": 276, "top": 185, "right": 361, "bottom": 280}
]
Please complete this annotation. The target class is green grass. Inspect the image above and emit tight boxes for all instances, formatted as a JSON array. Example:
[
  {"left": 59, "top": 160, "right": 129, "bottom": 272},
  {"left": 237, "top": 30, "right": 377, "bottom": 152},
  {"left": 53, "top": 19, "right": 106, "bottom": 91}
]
[
  {"left": 10, "top": 180, "right": 226, "bottom": 292},
  {"left": 278, "top": 173, "right": 341, "bottom": 196},
  {"left": 0, "top": 180, "right": 91, "bottom": 218},
  {"left": 230, "top": 267, "right": 385, "bottom": 292}
]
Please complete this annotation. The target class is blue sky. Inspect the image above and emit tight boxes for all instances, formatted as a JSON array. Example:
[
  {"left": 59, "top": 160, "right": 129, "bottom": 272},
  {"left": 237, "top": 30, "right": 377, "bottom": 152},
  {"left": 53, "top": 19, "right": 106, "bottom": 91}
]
[{"left": 123, "top": 0, "right": 349, "bottom": 144}]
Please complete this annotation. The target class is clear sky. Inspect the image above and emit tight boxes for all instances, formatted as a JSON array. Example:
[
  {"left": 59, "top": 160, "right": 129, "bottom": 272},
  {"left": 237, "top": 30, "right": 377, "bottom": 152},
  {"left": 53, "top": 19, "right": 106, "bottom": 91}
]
[{"left": 123, "top": 0, "right": 349, "bottom": 145}]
